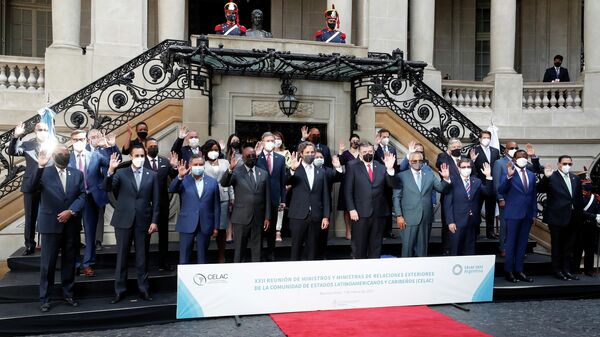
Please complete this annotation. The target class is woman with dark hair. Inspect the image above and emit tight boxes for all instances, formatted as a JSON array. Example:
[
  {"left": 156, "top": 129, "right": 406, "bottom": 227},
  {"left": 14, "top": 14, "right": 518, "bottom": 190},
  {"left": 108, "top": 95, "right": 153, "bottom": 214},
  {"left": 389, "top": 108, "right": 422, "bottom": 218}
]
[
  {"left": 225, "top": 134, "right": 243, "bottom": 166},
  {"left": 338, "top": 133, "right": 361, "bottom": 240},
  {"left": 272, "top": 131, "right": 292, "bottom": 242},
  {"left": 202, "top": 139, "right": 233, "bottom": 263}
]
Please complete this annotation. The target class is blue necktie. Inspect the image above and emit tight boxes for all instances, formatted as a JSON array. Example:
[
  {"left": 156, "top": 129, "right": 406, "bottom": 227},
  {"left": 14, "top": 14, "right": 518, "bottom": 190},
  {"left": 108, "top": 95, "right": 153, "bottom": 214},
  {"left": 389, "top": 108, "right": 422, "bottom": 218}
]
[{"left": 135, "top": 170, "right": 142, "bottom": 190}]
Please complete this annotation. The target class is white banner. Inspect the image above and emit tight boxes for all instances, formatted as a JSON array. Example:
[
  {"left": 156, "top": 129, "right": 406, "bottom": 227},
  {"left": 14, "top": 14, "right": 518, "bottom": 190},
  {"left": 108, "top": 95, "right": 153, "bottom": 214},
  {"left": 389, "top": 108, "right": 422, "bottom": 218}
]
[{"left": 177, "top": 255, "right": 495, "bottom": 319}]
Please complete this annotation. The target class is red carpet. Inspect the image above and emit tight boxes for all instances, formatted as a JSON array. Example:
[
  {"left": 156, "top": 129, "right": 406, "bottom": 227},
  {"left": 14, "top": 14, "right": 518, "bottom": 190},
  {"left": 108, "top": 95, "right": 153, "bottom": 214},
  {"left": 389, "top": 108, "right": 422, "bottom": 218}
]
[{"left": 270, "top": 306, "right": 491, "bottom": 337}]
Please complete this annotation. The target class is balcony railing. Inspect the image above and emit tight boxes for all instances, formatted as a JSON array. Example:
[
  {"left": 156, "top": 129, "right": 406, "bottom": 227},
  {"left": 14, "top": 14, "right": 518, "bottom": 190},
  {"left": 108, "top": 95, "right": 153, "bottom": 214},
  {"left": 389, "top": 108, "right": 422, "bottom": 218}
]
[
  {"left": 0, "top": 56, "right": 45, "bottom": 91},
  {"left": 522, "top": 82, "right": 583, "bottom": 111},
  {"left": 441, "top": 80, "right": 493, "bottom": 113}
]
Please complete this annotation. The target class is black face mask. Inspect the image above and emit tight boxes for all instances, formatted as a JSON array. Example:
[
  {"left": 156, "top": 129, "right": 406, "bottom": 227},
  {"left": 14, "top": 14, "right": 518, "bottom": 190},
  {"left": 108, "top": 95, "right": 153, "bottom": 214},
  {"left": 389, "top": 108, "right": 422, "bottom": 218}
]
[
  {"left": 54, "top": 153, "right": 70, "bottom": 168},
  {"left": 554, "top": 62, "right": 562, "bottom": 68},
  {"left": 351, "top": 141, "right": 359, "bottom": 149},
  {"left": 327, "top": 22, "right": 336, "bottom": 30},
  {"left": 303, "top": 155, "right": 315, "bottom": 165},
  {"left": 363, "top": 153, "right": 374, "bottom": 163},
  {"left": 450, "top": 149, "right": 461, "bottom": 157},
  {"left": 147, "top": 147, "right": 159, "bottom": 158},
  {"left": 244, "top": 156, "right": 257, "bottom": 168},
  {"left": 311, "top": 135, "right": 321, "bottom": 144},
  {"left": 226, "top": 14, "right": 236, "bottom": 22},
  {"left": 137, "top": 131, "right": 148, "bottom": 140},
  {"left": 231, "top": 141, "right": 240, "bottom": 150}
]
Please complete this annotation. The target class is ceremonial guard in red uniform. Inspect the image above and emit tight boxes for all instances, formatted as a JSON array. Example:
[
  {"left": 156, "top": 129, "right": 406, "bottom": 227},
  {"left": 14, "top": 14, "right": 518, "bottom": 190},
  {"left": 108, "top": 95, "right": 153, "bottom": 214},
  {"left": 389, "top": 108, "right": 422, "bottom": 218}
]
[
  {"left": 215, "top": 2, "right": 247, "bottom": 36},
  {"left": 315, "top": 5, "right": 346, "bottom": 44}
]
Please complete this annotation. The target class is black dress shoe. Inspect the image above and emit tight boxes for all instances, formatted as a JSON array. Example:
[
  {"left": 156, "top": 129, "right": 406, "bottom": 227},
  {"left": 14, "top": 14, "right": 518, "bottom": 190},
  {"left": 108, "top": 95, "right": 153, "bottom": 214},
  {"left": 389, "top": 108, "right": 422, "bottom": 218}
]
[
  {"left": 584, "top": 271, "right": 595, "bottom": 277},
  {"left": 158, "top": 263, "right": 174, "bottom": 272},
  {"left": 64, "top": 297, "right": 79, "bottom": 307},
  {"left": 504, "top": 272, "right": 518, "bottom": 283},
  {"left": 515, "top": 272, "right": 534, "bottom": 283},
  {"left": 564, "top": 272, "right": 579, "bottom": 281},
  {"left": 40, "top": 303, "right": 50, "bottom": 312},
  {"left": 553, "top": 272, "right": 568, "bottom": 281},
  {"left": 486, "top": 233, "right": 499, "bottom": 240},
  {"left": 110, "top": 294, "right": 124, "bottom": 304},
  {"left": 139, "top": 292, "right": 153, "bottom": 301},
  {"left": 23, "top": 248, "right": 35, "bottom": 256}
]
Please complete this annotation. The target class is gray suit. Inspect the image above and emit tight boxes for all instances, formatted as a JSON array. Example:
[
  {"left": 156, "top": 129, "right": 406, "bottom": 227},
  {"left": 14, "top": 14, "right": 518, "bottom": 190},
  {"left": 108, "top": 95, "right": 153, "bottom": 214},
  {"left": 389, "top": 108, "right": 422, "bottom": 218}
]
[
  {"left": 393, "top": 169, "right": 450, "bottom": 257},
  {"left": 221, "top": 165, "right": 271, "bottom": 262}
]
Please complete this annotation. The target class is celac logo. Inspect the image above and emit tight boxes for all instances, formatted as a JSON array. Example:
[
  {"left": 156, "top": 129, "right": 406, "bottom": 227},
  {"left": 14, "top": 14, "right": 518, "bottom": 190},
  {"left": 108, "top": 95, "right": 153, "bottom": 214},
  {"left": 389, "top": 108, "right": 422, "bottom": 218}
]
[
  {"left": 193, "top": 273, "right": 207, "bottom": 286},
  {"left": 452, "top": 264, "right": 463, "bottom": 275}
]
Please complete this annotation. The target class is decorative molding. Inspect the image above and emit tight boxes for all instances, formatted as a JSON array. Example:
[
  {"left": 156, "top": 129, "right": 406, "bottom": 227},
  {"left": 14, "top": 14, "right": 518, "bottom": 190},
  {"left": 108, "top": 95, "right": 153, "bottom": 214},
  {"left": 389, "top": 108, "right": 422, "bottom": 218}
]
[{"left": 251, "top": 100, "right": 314, "bottom": 118}]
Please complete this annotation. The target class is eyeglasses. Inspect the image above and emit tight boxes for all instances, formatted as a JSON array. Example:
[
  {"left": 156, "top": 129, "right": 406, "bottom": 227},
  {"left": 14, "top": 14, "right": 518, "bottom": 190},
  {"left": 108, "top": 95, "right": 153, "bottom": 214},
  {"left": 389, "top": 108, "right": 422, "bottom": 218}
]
[
  {"left": 561, "top": 163, "right": 573, "bottom": 166},
  {"left": 507, "top": 147, "right": 519, "bottom": 150}
]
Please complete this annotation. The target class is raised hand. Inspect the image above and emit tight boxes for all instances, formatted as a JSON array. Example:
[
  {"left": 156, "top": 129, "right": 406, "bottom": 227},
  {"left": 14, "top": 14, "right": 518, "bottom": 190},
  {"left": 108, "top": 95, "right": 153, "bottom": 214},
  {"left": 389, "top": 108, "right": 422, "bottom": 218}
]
[
  {"left": 254, "top": 141, "right": 263, "bottom": 154},
  {"left": 481, "top": 162, "right": 491, "bottom": 178},
  {"left": 544, "top": 163, "right": 553, "bottom": 178},
  {"left": 105, "top": 132, "right": 116, "bottom": 147},
  {"left": 37, "top": 149, "right": 50, "bottom": 167},
  {"left": 526, "top": 143, "right": 535, "bottom": 157},
  {"left": 169, "top": 151, "right": 179, "bottom": 168},
  {"left": 108, "top": 152, "right": 121, "bottom": 174},
  {"left": 178, "top": 125, "right": 189, "bottom": 139},
  {"left": 440, "top": 162, "right": 450, "bottom": 180},
  {"left": 14, "top": 122, "right": 25, "bottom": 138},
  {"left": 384, "top": 152, "right": 396, "bottom": 170},
  {"left": 177, "top": 159, "right": 190, "bottom": 177},
  {"left": 338, "top": 140, "right": 346, "bottom": 154},
  {"left": 470, "top": 148, "right": 479, "bottom": 161},
  {"left": 507, "top": 161, "right": 515, "bottom": 177},
  {"left": 332, "top": 154, "right": 341, "bottom": 168},
  {"left": 290, "top": 151, "right": 301, "bottom": 171},
  {"left": 126, "top": 123, "right": 133, "bottom": 137},
  {"left": 374, "top": 133, "right": 381, "bottom": 145},
  {"left": 229, "top": 155, "right": 239, "bottom": 171},
  {"left": 301, "top": 125, "right": 309, "bottom": 140},
  {"left": 408, "top": 140, "right": 417, "bottom": 154}
]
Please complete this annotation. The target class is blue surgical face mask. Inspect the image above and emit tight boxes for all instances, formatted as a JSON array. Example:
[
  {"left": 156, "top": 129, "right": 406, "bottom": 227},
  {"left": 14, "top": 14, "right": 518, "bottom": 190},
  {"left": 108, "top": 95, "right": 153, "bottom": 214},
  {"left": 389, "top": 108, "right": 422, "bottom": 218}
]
[
  {"left": 314, "top": 158, "right": 325, "bottom": 167},
  {"left": 191, "top": 165, "right": 204, "bottom": 177}
]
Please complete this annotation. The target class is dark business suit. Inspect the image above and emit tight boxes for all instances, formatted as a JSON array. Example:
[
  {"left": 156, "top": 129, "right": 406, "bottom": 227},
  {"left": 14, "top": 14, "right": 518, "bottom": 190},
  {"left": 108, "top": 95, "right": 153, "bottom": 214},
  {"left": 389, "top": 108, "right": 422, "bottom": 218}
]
[
  {"left": 375, "top": 144, "right": 398, "bottom": 236},
  {"left": 576, "top": 193, "right": 600, "bottom": 273},
  {"left": 105, "top": 167, "right": 159, "bottom": 296},
  {"left": 543, "top": 66, "right": 570, "bottom": 82},
  {"left": 498, "top": 168, "right": 538, "bottom": 273},
  {"left": 8, "top": 137, "right": 46, "bottom": 251},
  {"left": 317, "top": 166, "right": 344, "bottom": 259},
  {"left": 287, "top": 164, "right": 331, "bottom": 260},
  {"left": 121, "top": 138, "right": 144, "bottom": 156},
  {"left": 144, "top": 155, "right": 177, "bottom": 265},
  {"left": 344, "top": 160, "right": 394, "bottom": 259},
  {"left": 444, "top": 176, "right": 492, "bottom": 255},
  {"left": 436, "top": 152, "right": 468, "bottom": 253},
  {"left": 22, "top": 165, "right": 85, "bottom": 305},
  {"left": 221, "top": 165, "right": 271, "bottom": 262},
  {"left": 169, "top": 174, "right": 221, "bottom": 264},
  {"left": 256, "top": 151, "right": 286, "bottom": 261},
  {"left": 170, "top": 137, "right": 201, "bottom": 164},
  {"left": 473, "top": 145, "right": 501, "bottom": 237},
  {"left": 537, "top": 171, "right": 583, "bottom": 275}
]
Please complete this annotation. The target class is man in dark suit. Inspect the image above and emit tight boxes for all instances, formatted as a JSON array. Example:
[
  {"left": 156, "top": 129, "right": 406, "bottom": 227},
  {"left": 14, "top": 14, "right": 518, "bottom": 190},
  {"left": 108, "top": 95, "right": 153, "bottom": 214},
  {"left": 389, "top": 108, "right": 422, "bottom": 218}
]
[
  {"left": 472, "top": 131, "right": 501, "bottom": 239},
  {"left": 543, "top": 54, "right": 570, "bottom": 82},
  {"left": 287, "top": 142, "right": 331, "bottom": 260},
  {"left": 9, "top": 122, "right": 51, "bottom": 255},
  {"left": 497, "top": 150, "right": 538, "bottom": 283},
  {"left": 22, "top": 144, "right": 85, "bottom": 312},
  {"left": 374, "top": 128, "right": 398, "bottom": 239},
  {"left": 256, "top": 132, "right": 286, "bottom": 261},
  {"left": 344, "top": 141, "right": 396, "bottom": 259},
  {"left": 314, "top": 149, "right": 343, "bottom": 259},
  {"left": 68, "top": 129, "right": 110, "bottom": 277},
  {"left": 576, "top": 180, "right": 600, "bottom": 276},
  {"left": 169, "top": 155, "right": 221, "bottom": 264},
  {"left": 121, "top": 121, "right": 149, "bottom": 156},
  {"left": 300, "top": 126, "right": 332, "bottom": 168},
  {"left": 144, "top": 138, "right": 177, "bottom": 271},
  {"left": 538, "top": 155, "right": 583, "bottom": 281},
  {"left": 170, "top": 125, "right": 202, "bottom": 164},
  {"left": 220, "top": 145, "right": 271, "bottom": 263},
  {"left": 445, "top": 159, "right": 492, "bottom": 256},
  {"left": 105, "top": 145, "right": 159, "bottom": 303}
]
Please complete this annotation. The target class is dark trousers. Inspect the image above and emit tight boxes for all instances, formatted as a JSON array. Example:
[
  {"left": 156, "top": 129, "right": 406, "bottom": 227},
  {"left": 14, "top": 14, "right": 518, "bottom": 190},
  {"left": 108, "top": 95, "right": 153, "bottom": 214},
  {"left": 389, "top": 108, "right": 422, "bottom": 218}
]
[
  {"left": 317, "top": 221, "right": 330, "bottom": 260},
  {"left": 481, "top": 193, "right": 497, "bottom": 236},
  {"left": 179, "top": 230, "right": 210, "bottom": 264},
  {"left": 23, "top": 192, "right": 40, "bottom": 249},
  {"left": 504, "top": 218, "right": 532, "bottom": 273},
  {"left": 449, "top": 221, "right": 477, "bottom": 256},
  {"left": 157, "top": 202, "right": 170, "bottom": 265},
  {"left": 549, "top": 224, "right": 573, "bottom": 274},
  {"left": 289, "top": 216, "right": 321, "bottom": 261},
  {"left": 39, "top": 230, "right": 78, "bottom": 303},
  {"left": 114, "top": 227, "right": 150, "bottom": 295},
  {"left": 95, "top": 205, "right": 106, "bottom": 243},
  {"left": 233, "top": 216, "right": 261, "bottom": 263},
  {"left": 572, "top": 220, "right": 599, "bottom": 273},
  {"left": 351, "top": 216, "right": 385, "bottom": 259},
  {"left": 440, "top": 195, "right": 450, "bottom": 254},
  {"left": 81, "top": 195, "right": 99, "bottom": 267},
  {"left": 262, "top": 206, "right": 278, "bottom": 261}
]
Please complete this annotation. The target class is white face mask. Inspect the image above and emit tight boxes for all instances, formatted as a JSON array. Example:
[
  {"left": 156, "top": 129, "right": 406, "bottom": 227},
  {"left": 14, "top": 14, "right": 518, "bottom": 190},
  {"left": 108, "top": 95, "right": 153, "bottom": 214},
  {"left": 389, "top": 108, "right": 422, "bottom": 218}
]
[
  {"left": 561, "top": 165, "right": 571, "bottom": 174},
  {"left": 264, "top": 141, "right": 275, "bottom": 152},
  {"left": 314, "top": 157, "right": 325, "bottom": 167},
  {"left": 207, "top": 151, "right": 219, "bottom": 160},
  {"left": 274, "top": 139, "right": 283, "bottom": 148},
  {"left": 189, "top": 138, "right": 200, "bottom": 148},
  {"left": 73, "top": 141, "right": 86, "bottom": 153},
  {"left": 381, "top": 137, "right": 390, "bottom": 146},
  {"left": 460, "top": 168, "right": 472, "bottom": 178},
  {"left": 508, "top": 149, "right": 517, "bottom": 158},
  {"left": 515, "top": 158, "right": 528, "bottom": 168},
  {"left": 481, "top": 138, "right": 491, "bottom": 147},
  {"left": 132, "top": 157, "right": 145, "bottom": 168}
]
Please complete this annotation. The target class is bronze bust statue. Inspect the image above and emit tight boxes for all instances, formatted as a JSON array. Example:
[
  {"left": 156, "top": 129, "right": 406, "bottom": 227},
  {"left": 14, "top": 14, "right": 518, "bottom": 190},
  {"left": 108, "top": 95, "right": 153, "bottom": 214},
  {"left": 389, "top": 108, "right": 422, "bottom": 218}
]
[{"left": 246, "top": 9, "right": 272, "bottom": 38}]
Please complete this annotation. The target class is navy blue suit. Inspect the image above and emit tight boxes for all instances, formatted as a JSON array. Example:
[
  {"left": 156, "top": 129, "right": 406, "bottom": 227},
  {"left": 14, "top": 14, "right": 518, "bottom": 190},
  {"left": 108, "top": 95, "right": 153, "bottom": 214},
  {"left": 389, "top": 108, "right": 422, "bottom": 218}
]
[
  {"left": 22, "top": 165, "right": 85, "bottom": 304},
  {"left": 257, "top": 150, "right": 287, "bottom": 261},
  {"left": 444, "top": 176, "right": 492, "bottom": 255},
  {"left": 498, "top": 168, "right": 538, "bottom": 273},
  {"left": 473, "top": 145, "right": 501, "bottom": 237},
  {"left": 314, "top": 29, "right": 346, "bottom": 43},
  {"left": 169, "top": 174, "right": 220, "bottom": 264},
  {"left": 170, "top": 137, "right": 201, "bottom": 165}
]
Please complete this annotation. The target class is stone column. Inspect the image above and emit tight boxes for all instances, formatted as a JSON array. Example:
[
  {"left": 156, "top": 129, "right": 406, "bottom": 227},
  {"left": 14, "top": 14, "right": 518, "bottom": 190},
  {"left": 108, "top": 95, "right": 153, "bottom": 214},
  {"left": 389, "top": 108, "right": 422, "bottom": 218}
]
[
  {"left": 409, "top": 0, "right": 441, "bottom": 93},
  {"left": 327, "top": 0, "right": 352, "bottom": 43},
  {"left": 355, "top": 0, "right": 369, "bottom": 47},
  {"left": 583, "top": 0, "right": 600, "bottom": 118},
  {"left": 51, "top": 0, "right": 81, "bottom": 48},
  {"left": 367, "top": 0, "right": 407, "bottom": 54},
  {"left": 158, "top": 0, "right": 186, "bottom": 41},
  {"left": 488, "top": 0, "right": 516, "bottom": 75}
]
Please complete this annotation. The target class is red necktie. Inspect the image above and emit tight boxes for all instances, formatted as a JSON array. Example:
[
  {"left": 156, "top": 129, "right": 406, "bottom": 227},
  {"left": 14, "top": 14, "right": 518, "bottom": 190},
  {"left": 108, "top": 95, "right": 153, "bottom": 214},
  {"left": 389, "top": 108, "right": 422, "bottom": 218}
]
[
  {"left": 368, "top": 164, "right": 373, "bottom": 183},
  {"left": 267, "top": 153, "right": 272, "bottom": 174}
]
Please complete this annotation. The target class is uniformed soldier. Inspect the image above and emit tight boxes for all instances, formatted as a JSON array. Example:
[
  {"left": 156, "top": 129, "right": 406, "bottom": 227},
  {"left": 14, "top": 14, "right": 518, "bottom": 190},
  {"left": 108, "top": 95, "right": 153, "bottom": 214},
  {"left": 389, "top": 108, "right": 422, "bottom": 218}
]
[
  {"left": 573, "top": 179, "right": 600, "bottom": 276},
  {"left": 215, "top": 2, "right": 247, "bottom": 36},
  {"left": 315, "top": 5, "right": 346, "bottom": 44}
]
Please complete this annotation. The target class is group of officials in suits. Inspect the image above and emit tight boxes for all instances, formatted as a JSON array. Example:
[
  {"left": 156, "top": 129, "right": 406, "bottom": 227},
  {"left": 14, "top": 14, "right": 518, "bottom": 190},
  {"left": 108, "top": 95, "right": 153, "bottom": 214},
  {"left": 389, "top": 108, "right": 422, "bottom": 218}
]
[{"left": 10, "top": 119, "right": 599, "bottom": 312}]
